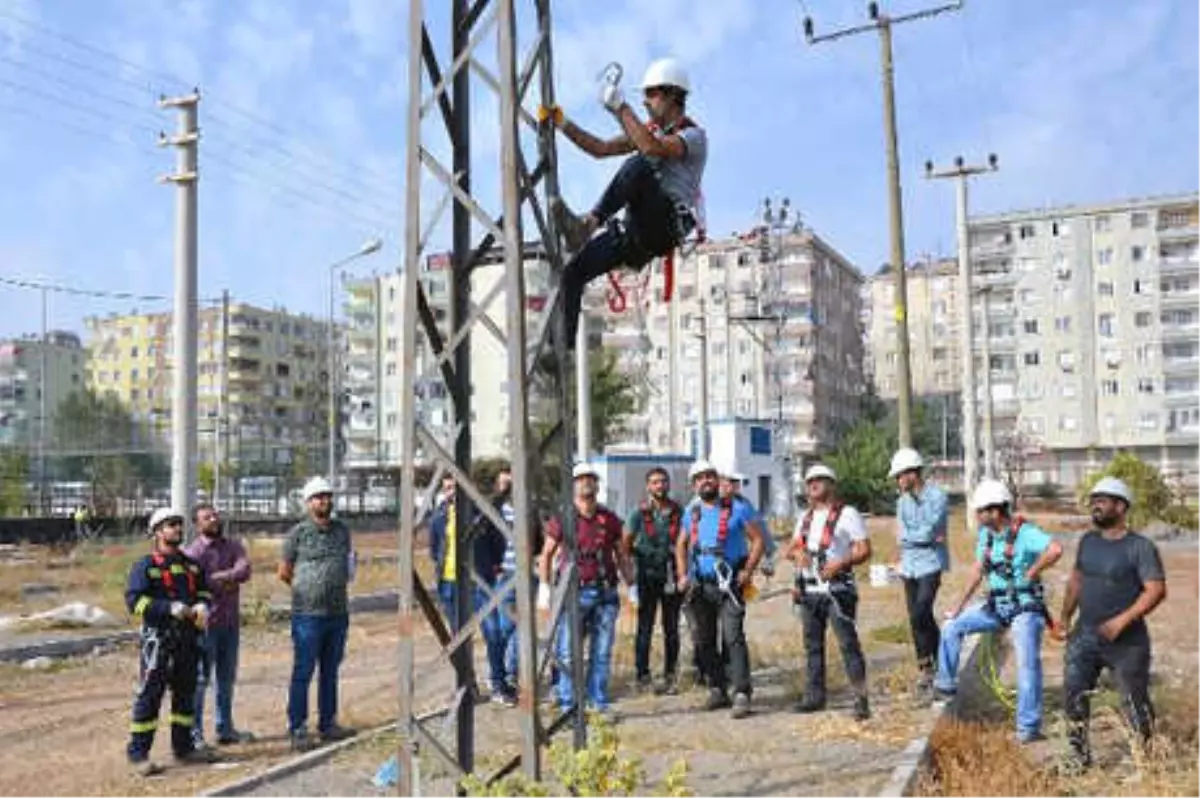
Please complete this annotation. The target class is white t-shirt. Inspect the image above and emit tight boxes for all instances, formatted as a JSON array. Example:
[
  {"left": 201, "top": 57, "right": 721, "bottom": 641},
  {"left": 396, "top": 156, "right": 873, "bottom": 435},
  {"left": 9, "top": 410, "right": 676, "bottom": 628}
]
[{"left": 792, "top": 504, "right": 868, "bottom": 582}]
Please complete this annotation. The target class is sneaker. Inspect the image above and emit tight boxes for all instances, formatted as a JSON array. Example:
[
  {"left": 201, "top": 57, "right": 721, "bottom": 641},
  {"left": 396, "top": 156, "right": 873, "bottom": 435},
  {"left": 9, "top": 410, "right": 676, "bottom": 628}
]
[
  {"left": 853, "top": 696, "right": 871, "bottom": 721},
  {"left": 636, "top": 675, "right": 654, "bottom": 694},
  {"left": 933, "top": 686, "right": 957, "bottom": 702},
  {"left": 792, "top": 696, "right": 825, "bottom": 714},
  {"left": 174, "top": 747, "right": 219, "bottom": 765},
  {"left": 1016, "top": 730, "right": 1046, "bottom": 745},
  {"left": 655, "top": 675, "right": 679, "bottom": 696},
  {"left": 130, "top": 759, "right": 163, "bottom": 777},
  {"left": 319, "top": 725, "right": 357, "bottom": 744},
  {"left": 551, "top": 198, "right": 594, "bottom": 252},
  {"left": 217, "top": 730, "right": 256, "bottom": 745},
  {"left": 290, "top": 731, "right": 315, "bottom": 753},
  {"left": 731, "top": 693, "right": 752, "bottom": 719},
  {"left": 499, "top": 686, "right": 519, "bottom": 708},
  {"left": 704, "top": 688, "right": 731, "bottom": 711}
]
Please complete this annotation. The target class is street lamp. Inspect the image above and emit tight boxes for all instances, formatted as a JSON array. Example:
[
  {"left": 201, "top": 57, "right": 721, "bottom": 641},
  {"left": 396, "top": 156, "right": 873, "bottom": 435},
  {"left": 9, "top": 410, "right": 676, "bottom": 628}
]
[{"left": 328, "top": 238, "right": 384, "bottom": 489}]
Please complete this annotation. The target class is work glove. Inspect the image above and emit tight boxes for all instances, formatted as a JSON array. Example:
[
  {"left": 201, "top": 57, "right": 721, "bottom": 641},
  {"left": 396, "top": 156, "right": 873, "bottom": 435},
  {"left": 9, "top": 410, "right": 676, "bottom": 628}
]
[
  {"left": 192, "top": 604, "right": 210, "bottom": 630},
  {"left": 169, "top": 601, "right": 189, "bottom": 620},
  {"left": 599, "top": 83, "right": 625, "bottom": 113},
  {"left": 536, "top": 104, "right": 564, "bottom": 127},
  {"left": 347, "top": 550, "right": 358, "bottom": 583},
  {"left": 629, "top": 585, "right": 639, "bottom": 607},
  {"left": 536, "top": 582, "right": 551, "bottom": 611}
]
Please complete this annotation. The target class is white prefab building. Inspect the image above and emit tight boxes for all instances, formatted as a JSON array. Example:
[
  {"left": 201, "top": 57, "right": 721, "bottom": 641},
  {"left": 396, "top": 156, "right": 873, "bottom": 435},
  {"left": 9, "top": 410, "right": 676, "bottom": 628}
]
[
  {"left": 589, "top": 453, "right": 694, "bottom": 520},
  {"left": 685, "top": 417, "right": 793, "bottom": 517}
]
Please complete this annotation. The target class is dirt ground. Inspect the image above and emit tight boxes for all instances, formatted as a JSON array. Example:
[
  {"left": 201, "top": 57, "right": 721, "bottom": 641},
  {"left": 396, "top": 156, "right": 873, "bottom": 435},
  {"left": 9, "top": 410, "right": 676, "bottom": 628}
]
[{"left": 0, "top": 514, "right": 1193, "bottom": 797}]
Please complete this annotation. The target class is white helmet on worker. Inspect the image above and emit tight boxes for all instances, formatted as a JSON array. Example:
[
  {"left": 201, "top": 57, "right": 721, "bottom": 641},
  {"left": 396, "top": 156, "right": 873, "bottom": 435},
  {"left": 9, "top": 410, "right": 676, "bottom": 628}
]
[
  {"left": 641, "top": 58, "right": 690, "bottom": 94},
  {"left": 804, "top": 464, "right": 837, "bottom": 483},
  {"left": 572, "top": 461, "right": 600, "bottom": 481},
  {"left": 888, "top": 448, "right": 924, "bottom": 478},
  {"left": 688, "top": 459, "right": 718, "bottom": 480},
  {"left": 730, "top": 471, "right": 747, "bottom": 485},
  {"left": 971, "top": 479, "right": 1012, "bottom": 511},
  {"left": 149, "top": 507, "right": 184, "bottom": 532},
  {"left": 302, "top": 476, "right": 334, "bottom": 502},
  {"left": 1089, "top": 477, "right": 1134, "bottom": 507}
]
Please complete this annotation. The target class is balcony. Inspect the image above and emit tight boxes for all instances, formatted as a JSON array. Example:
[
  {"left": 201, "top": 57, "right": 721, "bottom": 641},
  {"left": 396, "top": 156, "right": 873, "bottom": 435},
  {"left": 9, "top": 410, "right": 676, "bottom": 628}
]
[
  {"left": 1165, "top": 425, "right": 1199, "bottom": 443},
  {"left": 1160, "top": 288, "right": 1199, "bottom": 307},
  {"left": 1163, "top": 355, "right": 1200, "bottom": 374},
  {"left": 1161, "top": 323, "right": 1200, "bottom": 341},
  {"left": 1159, "top": 256, "right": 1200, "bottom": 276}
]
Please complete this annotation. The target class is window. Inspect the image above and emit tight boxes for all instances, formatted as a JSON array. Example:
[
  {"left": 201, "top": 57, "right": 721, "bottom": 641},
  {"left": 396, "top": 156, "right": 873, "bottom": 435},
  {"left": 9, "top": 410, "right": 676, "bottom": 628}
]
[
  {"left": 1136, "top": 311, "right": 1152, "bottom": 328},
  {"left": 1058, "top": 416, "right": 1079, "bottom": 431},
  {"left": 1098, "top": 314, "right": 1115, "bottom": 337},
  {"left": 386, "top": 363, "right": 396, "bottom": 376},
  {"left": 1055, "top": 316, "right": 1071, "bottom": 333},
  {"left": 1132, "top": 245, "right": 1144, "bottom": 262},
  {"left": 1019, "top": 223, "right": 1036, "bottom": 240},
  {"left": 1167, "top": 407, "right": 1200, "bottom": 433},
  {"left": 1097, "top": 247, "right": 1113, "bottom": 266},
  {"left": 1095, "top": 215, "right": 1111, "bottom": 232},
  {"left": 1023, "top": 416, "right": 1046, "bottom": 434},
  {"left": 1103, "top": 413, "right": 1117, "bottom": 431},
  {"left": 1058, "top": 351, "right": 1076, "bottom": 372},
  {"left": 1024, "top": 319, "right": 1039, "bottom": 335},
  {"left": 130, "top": 346, "right": 139, "bottom": 358},
  {"left": 386, "top": 337, "right": 397, "bottom": 352},
  {"left": 1138, "top": 412, "right": 1158, "bottom": 430},
  {"left": 932, "top": 347, "right": 947, "bottom": 361},
  {"left": 1138, "top": 378, "right": 1154, "bottom": 394},
  {"left": 1098, "top": 281, "right": 1114, "bottom": 296},
  {"left": 1131, "top": 212, "right": 1149, "bottom": 229},
  {"left": 1061, "top": 382, "right": 1077, "bottom": 398},
  {"left": 1136, "top": 344, "right": 1155, "bottom": 364},
  {"left": 1023, "top": 351, "right": 1041, "bottom": 366},
  {"left": 708, "top": 254, "right": 725, "bottom": 270},
  {"left": 1165, "top": 376, "right": 1199, "bottom": 395},
  {"left": 1133, "top": 279, "right": 1147, "bottom": 295},
  {"left": 1101, "top": 380, "right": 1119, "bottom": 396}
]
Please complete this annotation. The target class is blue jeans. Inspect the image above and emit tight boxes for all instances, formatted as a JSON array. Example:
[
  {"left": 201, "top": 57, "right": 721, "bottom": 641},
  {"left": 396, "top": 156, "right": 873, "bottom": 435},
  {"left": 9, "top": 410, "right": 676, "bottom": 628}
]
[
  {"left": 935, "top": 603, "right": 1045, "bottom": 735},
  {"left": 478, "top": 583, "right": 517, "bottom": 691},
  {"left": 194, "top": 624, "right": 240, "bottom": 742},
  {"left": 288, "top": 614, "right": 349, "bottom": 735},
  {"left": 555, "top": 585, "right": 620, "bottom": 711},
  {"left": 437, "top": 579, "right": 460, "bottom": 631}
]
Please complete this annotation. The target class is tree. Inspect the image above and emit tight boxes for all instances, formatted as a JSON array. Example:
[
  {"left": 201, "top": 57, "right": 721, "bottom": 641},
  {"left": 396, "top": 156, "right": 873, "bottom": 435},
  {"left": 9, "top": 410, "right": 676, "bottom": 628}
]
[
  {"left": 996, "top": 429, "right": 1039, "bottom": 501},
  {"left": 824, "top": 418, "right": 895, "bottom": 515},
  {"left": 1078, "top": 451, "right": 1198, "bottom": 531},
  {"left": 589, "top": 348, "right": 638, "bottom": 450},
  {"left": 197, "top": 461, "right": 216, "bottom": 495},
  {"left": 0, "top": 447, "right": 28, "bottom": 516}
]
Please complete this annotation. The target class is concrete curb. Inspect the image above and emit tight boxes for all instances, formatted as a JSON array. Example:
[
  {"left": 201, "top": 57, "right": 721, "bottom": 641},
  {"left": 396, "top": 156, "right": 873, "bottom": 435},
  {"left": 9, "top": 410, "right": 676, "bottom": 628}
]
[
  {"left": 876, "top": 635, "right": 982, "bottom": 798},
  {"left": 0, "top": 591, "right": 401, "bottom": 664},
  {"left": 199, "top": 721, "right": 397, "bottom": 797},
  {"left": 0, "top": 630, "right": 138, "bottom": 663}
]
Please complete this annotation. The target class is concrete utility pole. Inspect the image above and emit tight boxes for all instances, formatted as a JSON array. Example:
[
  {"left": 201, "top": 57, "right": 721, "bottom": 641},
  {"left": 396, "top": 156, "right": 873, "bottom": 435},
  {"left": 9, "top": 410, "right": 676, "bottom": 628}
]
[
  {"left": 215, "top": 288, "right": 229, "bottom": 506},
  {"left": 978, "top": 285, "right": 996, "bottom": 477},
  {"left": 326, "top": 238, "right": 383, "bottom": 487},
  {"left": 576, "top": 311, "right": 591, "bottom": 458},
  {"left": 697, "top": 297, "right": 710, "bottom": 459},
  {"left": 159, "top": 90, "right": 200, "bottom": 521},
  {"left": 926, "top": 153, "right": 998, "bottom": 495},
  {"left": 803, "top": 1, "right": 963, "bottom": 448}
]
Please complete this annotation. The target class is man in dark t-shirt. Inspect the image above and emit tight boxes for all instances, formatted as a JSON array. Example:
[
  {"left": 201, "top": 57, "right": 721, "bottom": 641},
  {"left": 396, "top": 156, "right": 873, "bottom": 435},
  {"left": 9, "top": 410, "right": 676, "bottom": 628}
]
[{"left": 1056, "top": 477, "right": 1167, "bottom": 770}]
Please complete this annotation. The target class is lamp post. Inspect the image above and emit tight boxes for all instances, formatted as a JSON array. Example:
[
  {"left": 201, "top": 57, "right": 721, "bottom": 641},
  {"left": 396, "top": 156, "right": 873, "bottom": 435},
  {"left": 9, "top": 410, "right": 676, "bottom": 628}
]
[{"left": 327, "top": 238, "right": 383, "bottom": 488}]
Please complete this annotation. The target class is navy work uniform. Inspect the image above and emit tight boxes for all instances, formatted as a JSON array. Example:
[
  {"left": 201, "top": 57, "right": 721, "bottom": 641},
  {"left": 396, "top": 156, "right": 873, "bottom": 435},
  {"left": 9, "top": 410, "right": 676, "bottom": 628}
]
[{"left": 125, "top": 548, "right": 212, "bottom": 763}]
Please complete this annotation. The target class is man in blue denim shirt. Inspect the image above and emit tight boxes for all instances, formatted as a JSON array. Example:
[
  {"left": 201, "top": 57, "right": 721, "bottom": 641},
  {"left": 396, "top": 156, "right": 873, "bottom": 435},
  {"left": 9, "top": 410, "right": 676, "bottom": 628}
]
[
  {"left": 889, "top": 448, "right": 949, "bottom": 691},
  {"left": 935, "top": 479, "right": 1063, "bottom": 742}
]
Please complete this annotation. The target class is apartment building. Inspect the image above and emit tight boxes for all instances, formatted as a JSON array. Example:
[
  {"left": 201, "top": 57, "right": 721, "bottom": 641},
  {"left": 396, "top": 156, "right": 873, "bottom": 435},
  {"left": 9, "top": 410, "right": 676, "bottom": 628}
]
[
  {"left": 84, "top": 302, "right": 333, "bottom": 470},
  {"left": 598, "top": 227, "right": 866, "bottom": 464},
  {"left": 965, "top": 193, "right": 1199, "bottom": 487},
  {"left": 0, "top": 331, "right": 86, "bottom": 449}
]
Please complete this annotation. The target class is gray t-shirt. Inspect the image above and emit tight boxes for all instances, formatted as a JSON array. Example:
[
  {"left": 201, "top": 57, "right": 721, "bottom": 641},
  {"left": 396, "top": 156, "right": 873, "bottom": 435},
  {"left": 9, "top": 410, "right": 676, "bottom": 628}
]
[
  {"left": 651, "top": 124, "right": 706, "bottom": 210},
  {"left": 1074, "top": 530, "right": 1164, "bottom": 631},
  {"left": 282, "top": 518, "right": 352, "bottom": 616}
]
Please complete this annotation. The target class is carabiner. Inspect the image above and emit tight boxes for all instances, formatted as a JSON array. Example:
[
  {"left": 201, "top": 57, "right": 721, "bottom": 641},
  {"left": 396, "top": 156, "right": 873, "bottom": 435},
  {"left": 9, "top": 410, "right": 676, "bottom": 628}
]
[{"left": 597, "top": 61, "right": 623, "bottom": 87}]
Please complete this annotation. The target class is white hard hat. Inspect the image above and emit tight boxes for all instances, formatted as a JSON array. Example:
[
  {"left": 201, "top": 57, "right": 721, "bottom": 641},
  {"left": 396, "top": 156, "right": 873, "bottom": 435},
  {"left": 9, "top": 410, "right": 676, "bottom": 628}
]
[
  {"left": 641, "top": 58, "right": 690, "bottom": 93},
  {"left": 730, "top": 472, "right": 747, "bottom": 484},
  {"left": 149, "top": 507, "right": 184, "bottom": 532},
  {"left": 1089, "top": 477, "right": 1134, "bottom": 507},
  {"left": 688, "top": 459, "right": 718, "bottom": 480},
  {"left": 572, "top": 462, "right": 600, "bottom": 480},
  {"left": 804, "top": 464, "right": 837, "bottom": 483},
  {"left": 888, "top": 448, "right": 924, "bottom": 478},
  {"left": 971, "top": 479, "right": 1013, "bottom": 510},
  {"left": 302, "top": 476, "right": 334, "bottom": 502}
]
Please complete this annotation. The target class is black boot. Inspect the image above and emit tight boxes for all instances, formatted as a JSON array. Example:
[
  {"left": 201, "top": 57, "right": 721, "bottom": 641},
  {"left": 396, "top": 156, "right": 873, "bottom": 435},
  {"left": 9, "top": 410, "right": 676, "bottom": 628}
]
[{"left": 792, "top": 694, "right": 826, "bottom": 714}]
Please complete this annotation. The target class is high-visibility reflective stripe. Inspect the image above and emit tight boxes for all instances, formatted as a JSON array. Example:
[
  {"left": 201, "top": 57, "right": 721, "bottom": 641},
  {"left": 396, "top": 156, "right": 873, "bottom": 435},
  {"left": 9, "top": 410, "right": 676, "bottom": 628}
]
[
  {"left": 147, "top": 567, "right": 162, "bottom": 578},
  {"left": 169, "top": 713, "right": 194, "bottom": 726},
  {"left": 197, "top": 591, "right": 212, "bottom": 599},
  {"left": 169, "top": 565, "right": 187, "bottom": 575},
  {"left": 130, "top": 719, "right": 159, "bottom": 733},
  {"left": 133, "top": 596, "right": 152, "bottom": 617}
]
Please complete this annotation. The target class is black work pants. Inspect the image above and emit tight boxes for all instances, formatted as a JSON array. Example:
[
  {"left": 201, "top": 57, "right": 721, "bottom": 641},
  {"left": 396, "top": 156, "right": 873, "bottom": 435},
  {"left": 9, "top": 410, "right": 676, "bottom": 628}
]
[
  {"left": 128, "top": 625, "right": 200, "bottom": 761},
  {"left": 903, "top": 573, "right": 942, "bottom": 673},
  {"left": 634, "top": 576, "right": 683, "bottom": 680},
  {"left": 799, "top": 590, "right": 867, "bottom": 701},
  {"left": 560, "top": 155, "right": 682, "bottom": 346},
  {"left": 688, "top": 582, "right": 751, "bottom": 696},
  {"left": 1064, "top": 624, "right": 1155, "bottom": 763}
]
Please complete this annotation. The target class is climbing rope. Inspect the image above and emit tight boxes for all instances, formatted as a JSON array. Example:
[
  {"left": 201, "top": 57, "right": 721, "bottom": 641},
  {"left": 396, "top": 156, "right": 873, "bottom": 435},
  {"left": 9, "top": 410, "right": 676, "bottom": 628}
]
[{"left": 978, "top": 633, "right": 1017, "bottom": 712}]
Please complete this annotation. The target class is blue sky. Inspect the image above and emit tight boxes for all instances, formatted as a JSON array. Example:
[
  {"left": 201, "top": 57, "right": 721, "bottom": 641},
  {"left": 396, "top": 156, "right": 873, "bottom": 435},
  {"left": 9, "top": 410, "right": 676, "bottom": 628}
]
[{"left": 0, "top": 0, "right": 1195, "bottom": 339}]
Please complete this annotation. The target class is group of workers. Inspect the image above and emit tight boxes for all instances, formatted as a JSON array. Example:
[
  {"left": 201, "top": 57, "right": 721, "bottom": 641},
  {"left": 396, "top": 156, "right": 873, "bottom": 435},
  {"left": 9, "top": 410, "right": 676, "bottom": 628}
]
[{"left": 123, "top": 476, "right": 355, "bottom": 776}]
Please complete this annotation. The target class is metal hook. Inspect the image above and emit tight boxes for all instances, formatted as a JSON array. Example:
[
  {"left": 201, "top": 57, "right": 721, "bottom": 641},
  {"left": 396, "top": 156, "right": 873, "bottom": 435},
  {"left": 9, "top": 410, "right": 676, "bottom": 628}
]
[{"left": 597, "top": 61, "right": 623, "bottom": 87}]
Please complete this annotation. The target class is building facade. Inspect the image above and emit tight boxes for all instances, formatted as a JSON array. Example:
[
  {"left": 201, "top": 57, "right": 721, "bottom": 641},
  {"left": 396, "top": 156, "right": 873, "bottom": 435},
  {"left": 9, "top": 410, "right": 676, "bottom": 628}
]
[
  {"left": 84, "top": 302, "right": 333, "bottom": 473},
  {"left": 967, "top": 193, "right": 1199, "bottom": 487},
  {"left": 598, "top": 227, "right": 866, "bottom": 467},
  {"left": 0, "top": 331, "right": 86, "bottom": 449}
]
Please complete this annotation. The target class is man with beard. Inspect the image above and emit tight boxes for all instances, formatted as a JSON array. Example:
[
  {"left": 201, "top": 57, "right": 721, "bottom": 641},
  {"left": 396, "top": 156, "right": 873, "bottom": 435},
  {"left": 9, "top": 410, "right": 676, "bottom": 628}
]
[
  {"left": 1057, "top": 477, "right": 1167, "bottom": 771},
  {"left": 478, "top": 467, "right": 518, "bottom": 705},
  {"left": 125, "top": 508, "right": 215, "bottom": 776},
  {"left": 676, "top": 460, "right": 765, "bottom": 719},
  {"left": 538, "top": 462, "right": 628, "bottom": 718},
  {"left": 184, "top": 503, "right": 254, "bottom": 749},
  {"left": 538, "top": 58, "right": 706, "bottom": 351},
  {"left": 278, "top": 477, "right": 357, "bottom": 751},
  {"left": 622, "top": 467, "right": 684, "bottom": 695}
]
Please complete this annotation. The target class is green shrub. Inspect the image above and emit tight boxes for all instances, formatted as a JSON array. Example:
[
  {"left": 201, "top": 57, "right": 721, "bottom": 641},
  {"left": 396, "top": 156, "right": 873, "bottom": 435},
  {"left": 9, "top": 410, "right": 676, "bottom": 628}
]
[{"left": 1077, "top": 451, "right": 1197, "bottom": 531}]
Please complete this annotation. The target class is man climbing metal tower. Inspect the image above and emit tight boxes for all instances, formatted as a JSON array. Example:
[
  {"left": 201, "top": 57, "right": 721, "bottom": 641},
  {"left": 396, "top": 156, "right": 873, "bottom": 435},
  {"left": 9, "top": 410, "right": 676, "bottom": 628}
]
[{"left": 539, "top": 57, "right": 708, "bottom": 349}]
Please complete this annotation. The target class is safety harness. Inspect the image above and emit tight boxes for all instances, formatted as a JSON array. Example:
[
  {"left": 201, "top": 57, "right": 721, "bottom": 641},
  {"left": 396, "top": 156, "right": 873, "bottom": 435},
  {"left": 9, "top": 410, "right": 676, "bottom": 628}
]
[
  {"left": 640, "top": 498, "right": 682, "bottom": 591},
  {"left": 793, "top": 503, "right": 854, "bottom": 598},
  {"left": 149, "top": 551, "right": 197, "bottom": 601},
  {"left": 605, "top": 116, "right": 705, "bottom": 313},
  {"left": 980, "top": 516, "right": 1048, "bottom": 626},
  {"left": 575, "top": 509, "right": 618, "bottom": 588}
]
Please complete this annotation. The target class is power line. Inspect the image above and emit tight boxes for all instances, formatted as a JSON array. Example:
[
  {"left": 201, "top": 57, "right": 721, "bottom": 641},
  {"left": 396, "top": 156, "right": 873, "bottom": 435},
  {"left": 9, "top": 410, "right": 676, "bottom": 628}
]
[
  {"left": 0, "top": 273, "right": 223, "bottom": 304},
  {"left": 0, "top": 52, "right": 162, "bottom": 121}
]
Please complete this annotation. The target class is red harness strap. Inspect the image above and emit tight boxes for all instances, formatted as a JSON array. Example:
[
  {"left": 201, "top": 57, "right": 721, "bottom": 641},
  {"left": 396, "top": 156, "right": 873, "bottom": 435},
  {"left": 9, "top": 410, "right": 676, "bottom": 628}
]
[
  {"left": 797, "top": 502, "right": 844, "bottom": 552},
  {"left": 640, "top": 499, "right": 682, "bottom": 544},
  {"left": 690, "top": 498, "right": 733, "bottom": 549},
  {"left": 151, "top": 552, "right": 197, "bottom": 601}
]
